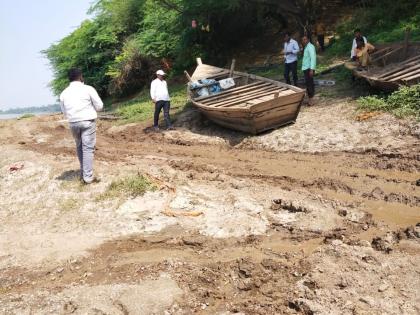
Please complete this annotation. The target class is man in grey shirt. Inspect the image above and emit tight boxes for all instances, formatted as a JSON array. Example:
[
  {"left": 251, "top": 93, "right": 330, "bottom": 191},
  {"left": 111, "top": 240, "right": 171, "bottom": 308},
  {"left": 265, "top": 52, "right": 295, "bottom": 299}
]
[{"left": 59, "top": 68, "right": 103, "bottom": 184}]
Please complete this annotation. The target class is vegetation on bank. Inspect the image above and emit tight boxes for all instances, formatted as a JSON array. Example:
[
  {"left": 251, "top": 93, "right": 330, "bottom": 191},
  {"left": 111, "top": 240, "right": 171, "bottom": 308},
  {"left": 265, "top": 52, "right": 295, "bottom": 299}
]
[
  {"left": 115, "top": 84, "right": 187, "bottom": 123},
  {"left": 357, "top": 84, "right": 420, "bottom": 119},
  {"left": 0, "top": 104, "right": 60, "bottom": 115},
  {"left": 325, "top": 0, "right": 420, "bottom": 58},
  {"left": 43, "top": 0, "right": 419, "bottom": 122},
  {"left": 17, "top": 114, "right": 35, "bottom": 120},
  {"left": 97, "top": 174, "right": 156, "bottom": 201}
]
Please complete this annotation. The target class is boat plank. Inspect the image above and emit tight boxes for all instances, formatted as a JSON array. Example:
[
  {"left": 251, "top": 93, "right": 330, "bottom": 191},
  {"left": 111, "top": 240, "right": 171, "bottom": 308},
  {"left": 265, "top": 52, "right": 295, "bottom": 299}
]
[
  {"left": 250, "top": 93, "right": 303, "bottom": 113},
  {"left": 381, "top": 64, "right": 420, "bottom": 80},
  {"left": 390, "top": 68, "right": 420, "bottom": 81},
  {"left": 371, "top": 46, "right": 403, "bottom": 64},
  {"left": 203, "top": 85, "right": 281, "bottom": 105},
  {"left": 211, "top": 88, "right": 283, "bottom": 108},
  {"left": 377, "top": 61, "right": 420, "bottom": 78},
  {"left": 195, "top": 81, "right": 265, "bottom": 102},
  {"left": 211, "top": 87, "right": 283, "bottom": 107},
  {"left": 401, "top": 72, "right": 420, "bottom": 82}
]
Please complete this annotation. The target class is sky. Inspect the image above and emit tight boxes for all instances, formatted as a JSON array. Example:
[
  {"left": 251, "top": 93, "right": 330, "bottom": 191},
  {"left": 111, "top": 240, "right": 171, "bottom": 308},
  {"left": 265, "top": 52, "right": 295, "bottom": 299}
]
[{"left": 0, "top": 0, "right": 93, "bottom": 110}]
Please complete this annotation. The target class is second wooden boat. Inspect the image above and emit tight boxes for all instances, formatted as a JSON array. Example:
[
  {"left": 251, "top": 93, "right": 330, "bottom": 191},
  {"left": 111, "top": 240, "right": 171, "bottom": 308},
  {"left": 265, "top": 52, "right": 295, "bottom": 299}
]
[
  {"left": 345, "top": 38, "right": 420, "bottom": 91},
  {"left": 186, "top": 58, "right": 305, "bottom": 134}
]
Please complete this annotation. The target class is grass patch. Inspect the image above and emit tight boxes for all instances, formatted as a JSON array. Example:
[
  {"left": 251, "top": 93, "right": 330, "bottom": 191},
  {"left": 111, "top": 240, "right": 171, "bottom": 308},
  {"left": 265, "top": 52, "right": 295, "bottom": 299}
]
[
  {"left": 357, "top": 84, "right": 420, "bottom": 119},
  {"left": 115, "top": 84, "right": 187, "bottom": 124},
  {"left": 17, "top": 113, "right": 35, "bottom": 120},
  {"left": 97, "top": 174, "right": 157, "bottom": 201}
]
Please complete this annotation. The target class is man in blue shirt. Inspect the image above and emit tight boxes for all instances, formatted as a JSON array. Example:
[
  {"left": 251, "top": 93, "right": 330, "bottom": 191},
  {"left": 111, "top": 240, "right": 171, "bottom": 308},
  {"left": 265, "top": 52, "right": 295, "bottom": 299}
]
[
  {"left": 301, "top": 35, "right": 317, "bottom": 106},
  {"left": 283, "top": 32, "right": 300, "bottom": 86}
]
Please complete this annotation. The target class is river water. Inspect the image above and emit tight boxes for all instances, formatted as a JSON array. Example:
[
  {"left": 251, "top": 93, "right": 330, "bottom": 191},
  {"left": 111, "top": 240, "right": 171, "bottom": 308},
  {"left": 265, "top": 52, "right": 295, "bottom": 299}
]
[{"left": 0, "top": 112, "right": 59, "bottom": 120}]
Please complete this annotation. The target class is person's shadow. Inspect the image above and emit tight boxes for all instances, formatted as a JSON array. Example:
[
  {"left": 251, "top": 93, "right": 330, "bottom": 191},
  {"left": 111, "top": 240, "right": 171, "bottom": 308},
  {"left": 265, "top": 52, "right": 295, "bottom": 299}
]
[{"left": 56, "top": 170, "right": 80, "bottom": 181}]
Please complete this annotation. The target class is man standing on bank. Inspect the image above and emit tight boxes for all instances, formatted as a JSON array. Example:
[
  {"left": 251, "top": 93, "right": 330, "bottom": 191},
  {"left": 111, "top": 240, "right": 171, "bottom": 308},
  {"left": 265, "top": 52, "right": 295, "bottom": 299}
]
[
  {"left": 60, "top": 68, "right": 103, "bottom": 184},
  {"left": 151, "top": 70, "right": 173, "bottom": 131},
  {"left": 283, "top": 32, "right": 300, "bottom": 86},
  {"left": 302, "top": 35, "right": 317, "bottom": 106}
]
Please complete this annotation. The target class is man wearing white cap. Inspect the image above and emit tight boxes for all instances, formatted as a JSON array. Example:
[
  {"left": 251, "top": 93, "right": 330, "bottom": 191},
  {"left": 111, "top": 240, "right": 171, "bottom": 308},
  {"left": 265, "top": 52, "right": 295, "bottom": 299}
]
[{"left": 150, "top": 70, "right": 173, "bottom": 131}]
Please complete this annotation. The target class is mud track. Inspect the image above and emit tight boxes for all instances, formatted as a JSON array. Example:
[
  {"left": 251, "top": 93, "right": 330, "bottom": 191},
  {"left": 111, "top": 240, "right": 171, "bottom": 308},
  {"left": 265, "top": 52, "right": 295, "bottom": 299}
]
[{"left": 0, "top": 111, "right": 419, "bottom": 314}]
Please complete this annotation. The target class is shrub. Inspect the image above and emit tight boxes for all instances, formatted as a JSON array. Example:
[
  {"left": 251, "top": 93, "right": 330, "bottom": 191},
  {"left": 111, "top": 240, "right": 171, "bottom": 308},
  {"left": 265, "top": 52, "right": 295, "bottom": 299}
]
[
  {"left": 97, "top": 174, "right": 156, "bottom": 200},
  {"left": 357, "top": 84, "right": 420, "bottom": 118}
]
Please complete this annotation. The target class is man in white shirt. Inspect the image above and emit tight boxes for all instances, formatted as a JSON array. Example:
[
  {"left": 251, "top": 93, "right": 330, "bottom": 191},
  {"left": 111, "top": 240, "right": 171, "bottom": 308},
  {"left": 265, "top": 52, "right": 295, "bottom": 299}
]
[
  {"left": 60, "top": 68, "right": 103, "bottom": 184},
  {"left": 283, "top": 32, "right": 300, "bottom": 86},
  {"left": 351, "top": 29, "right": 367, "bottom": 60},
  {"left": 150, "top": 70, "right": 173, "bottom": 131}
]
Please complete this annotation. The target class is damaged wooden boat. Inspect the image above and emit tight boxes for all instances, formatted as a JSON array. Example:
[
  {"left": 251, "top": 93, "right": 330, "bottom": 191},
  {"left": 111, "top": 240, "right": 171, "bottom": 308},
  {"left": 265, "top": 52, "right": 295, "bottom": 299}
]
[
  {"left": 185, "top": 58, "right": 305, "bottom": 134},
  {"left": 345, "top": 36, "right": 420, "bottom": 91}
]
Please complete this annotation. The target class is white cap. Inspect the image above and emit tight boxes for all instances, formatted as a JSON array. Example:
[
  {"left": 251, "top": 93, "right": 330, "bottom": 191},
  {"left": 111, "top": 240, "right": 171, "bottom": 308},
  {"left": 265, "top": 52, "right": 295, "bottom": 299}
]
[{"left": 156, "top": 70, "right": 166, "bottom": 76}]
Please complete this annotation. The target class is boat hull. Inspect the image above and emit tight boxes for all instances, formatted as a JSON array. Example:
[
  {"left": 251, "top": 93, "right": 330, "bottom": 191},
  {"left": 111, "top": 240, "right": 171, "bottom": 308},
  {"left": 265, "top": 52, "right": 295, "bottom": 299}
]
[{"left": 188, "top": 62, "right": 305, "bottom": 134}]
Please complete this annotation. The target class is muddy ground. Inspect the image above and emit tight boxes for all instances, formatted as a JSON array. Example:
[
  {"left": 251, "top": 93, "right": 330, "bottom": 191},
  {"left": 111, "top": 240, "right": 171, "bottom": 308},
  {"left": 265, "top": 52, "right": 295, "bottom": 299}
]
[{"left": 0, "top": 94, "right": 419, "bottom": 314}]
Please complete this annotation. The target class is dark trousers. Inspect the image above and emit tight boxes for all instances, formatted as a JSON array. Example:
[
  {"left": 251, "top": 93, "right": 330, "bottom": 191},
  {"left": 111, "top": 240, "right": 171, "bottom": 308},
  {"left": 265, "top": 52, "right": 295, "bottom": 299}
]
[
  {"left": 304, "top": 70, "right": 315, "bottom": 98},
  {"left": 154, "top": 100, "right": 172, "bottom": 128},
  {"left": 284, "top": 61, "right": 298, "bottom": 86},
  {"left": 317, "top": 34, "right": 325, "bottom": 51}
]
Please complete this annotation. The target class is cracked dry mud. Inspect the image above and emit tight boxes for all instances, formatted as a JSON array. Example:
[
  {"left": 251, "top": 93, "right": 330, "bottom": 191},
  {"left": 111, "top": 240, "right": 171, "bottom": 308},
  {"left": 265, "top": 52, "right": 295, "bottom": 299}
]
[{"left": 0, "top": 100, "right": 419, "bottom": 314}]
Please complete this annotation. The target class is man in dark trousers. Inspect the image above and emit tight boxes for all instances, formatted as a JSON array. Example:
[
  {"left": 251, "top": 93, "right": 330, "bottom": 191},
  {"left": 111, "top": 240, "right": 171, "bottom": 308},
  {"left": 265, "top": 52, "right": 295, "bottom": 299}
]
[
  {"left": 283, "top": 32, "right": 300, "bottom": 86},
  {"left": 150, "top": 70, "right": 173, "bottom": 131},
  {"left": 301, "top": 35, "right": 317, "bottom": 106}
]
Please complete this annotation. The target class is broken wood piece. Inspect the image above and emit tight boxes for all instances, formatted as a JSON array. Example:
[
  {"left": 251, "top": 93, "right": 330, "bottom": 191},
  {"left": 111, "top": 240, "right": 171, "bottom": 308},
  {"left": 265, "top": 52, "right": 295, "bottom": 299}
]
[
  {"left": 229, "top": 59, "right": 236, "bottom": 77},
  {"left": 184, "top": 70, "right": 192, "bottom": 82},
  {"left": 162, "top": 210, "right": 204, "bottom": 217}
]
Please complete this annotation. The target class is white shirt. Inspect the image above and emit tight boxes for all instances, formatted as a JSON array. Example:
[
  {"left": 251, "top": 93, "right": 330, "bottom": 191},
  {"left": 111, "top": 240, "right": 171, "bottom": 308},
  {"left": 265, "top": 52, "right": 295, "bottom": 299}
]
[
  {"left": 351, "top": 36, "right": 367, "bottom": 58},
  {"left": 59, "top": 81, "right": 103, "bottom": 122},
  {"left": 150, "top": 78, "right": 170, "bottom": 102},
  {"left": 283, "top": 39, "right": 300, "bottom": 64}
]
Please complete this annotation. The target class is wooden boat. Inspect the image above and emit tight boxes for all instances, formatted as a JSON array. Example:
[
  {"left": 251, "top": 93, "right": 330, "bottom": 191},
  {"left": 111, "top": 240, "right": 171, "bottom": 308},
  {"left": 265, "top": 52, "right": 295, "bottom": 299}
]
[
  {"left": 344, "top": 39, "right": 420, "bottom": 91},
  {"left": 186, "top": 58, "right": 305, "bottom": 134}
]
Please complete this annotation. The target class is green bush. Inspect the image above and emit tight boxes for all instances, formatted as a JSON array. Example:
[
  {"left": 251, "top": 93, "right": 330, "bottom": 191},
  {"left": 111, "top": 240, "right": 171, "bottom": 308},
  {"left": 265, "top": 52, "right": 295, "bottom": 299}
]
[
  {"left": 357, "top": 84, "right": 420, "bottom": 118},
  {"left": 18, "top": 113, "right": 35, "bottom": 120},
  {"left": 326, "top": 0, "right": 420, "bottom": 57},
  {"left": 97, "top": 174, "right": 156, "bottom": 201}
]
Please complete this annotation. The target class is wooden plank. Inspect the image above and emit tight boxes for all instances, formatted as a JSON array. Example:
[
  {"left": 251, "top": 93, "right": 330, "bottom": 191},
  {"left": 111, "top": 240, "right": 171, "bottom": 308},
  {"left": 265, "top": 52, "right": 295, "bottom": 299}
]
[
  {"left": 205, "top": 86, "right": 283, "bottom": 106},
  {"left": 370, "top": 47, "right": 392, "bottom": 58},
  {"left": 203, "top": 84, "right": 281, "bottom": 105},
  {"left": 244, "top": 90, "right": 295, "bottom": 107},
  {"left": 250, "top": 92, "right": 303, "bottom": 113},
  {"left": 194, "top": 81, "right": 264, "bottom": 102},
  {"left": 400, "top": 54, "right": 420, "bottom": 65},
  {"left": 377, "top": 60, "right": 420, "bottom": 78},
  {"left": 199, "top": 83, "right": 274, "bottom": 105},
  {"left": 401, "top": 72, "right": 420, "bottom": 82},
  {"left": 224, "top": 89, "right": 293, "bottom": 107},
  {"left": 381, "top": 64, "right": 420, "bottom": 80},
  {"left": 390, "top": 68, "right": 420, "bottom": 81},
  {"left": 229, "top": 59, "right": 236, "bottom": 77},
  {"left": 371, "top": 46, "right": 403, "bottom": 64},
  {"left": 212, "top": 88, "right": 283, "bottom": 108}
]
